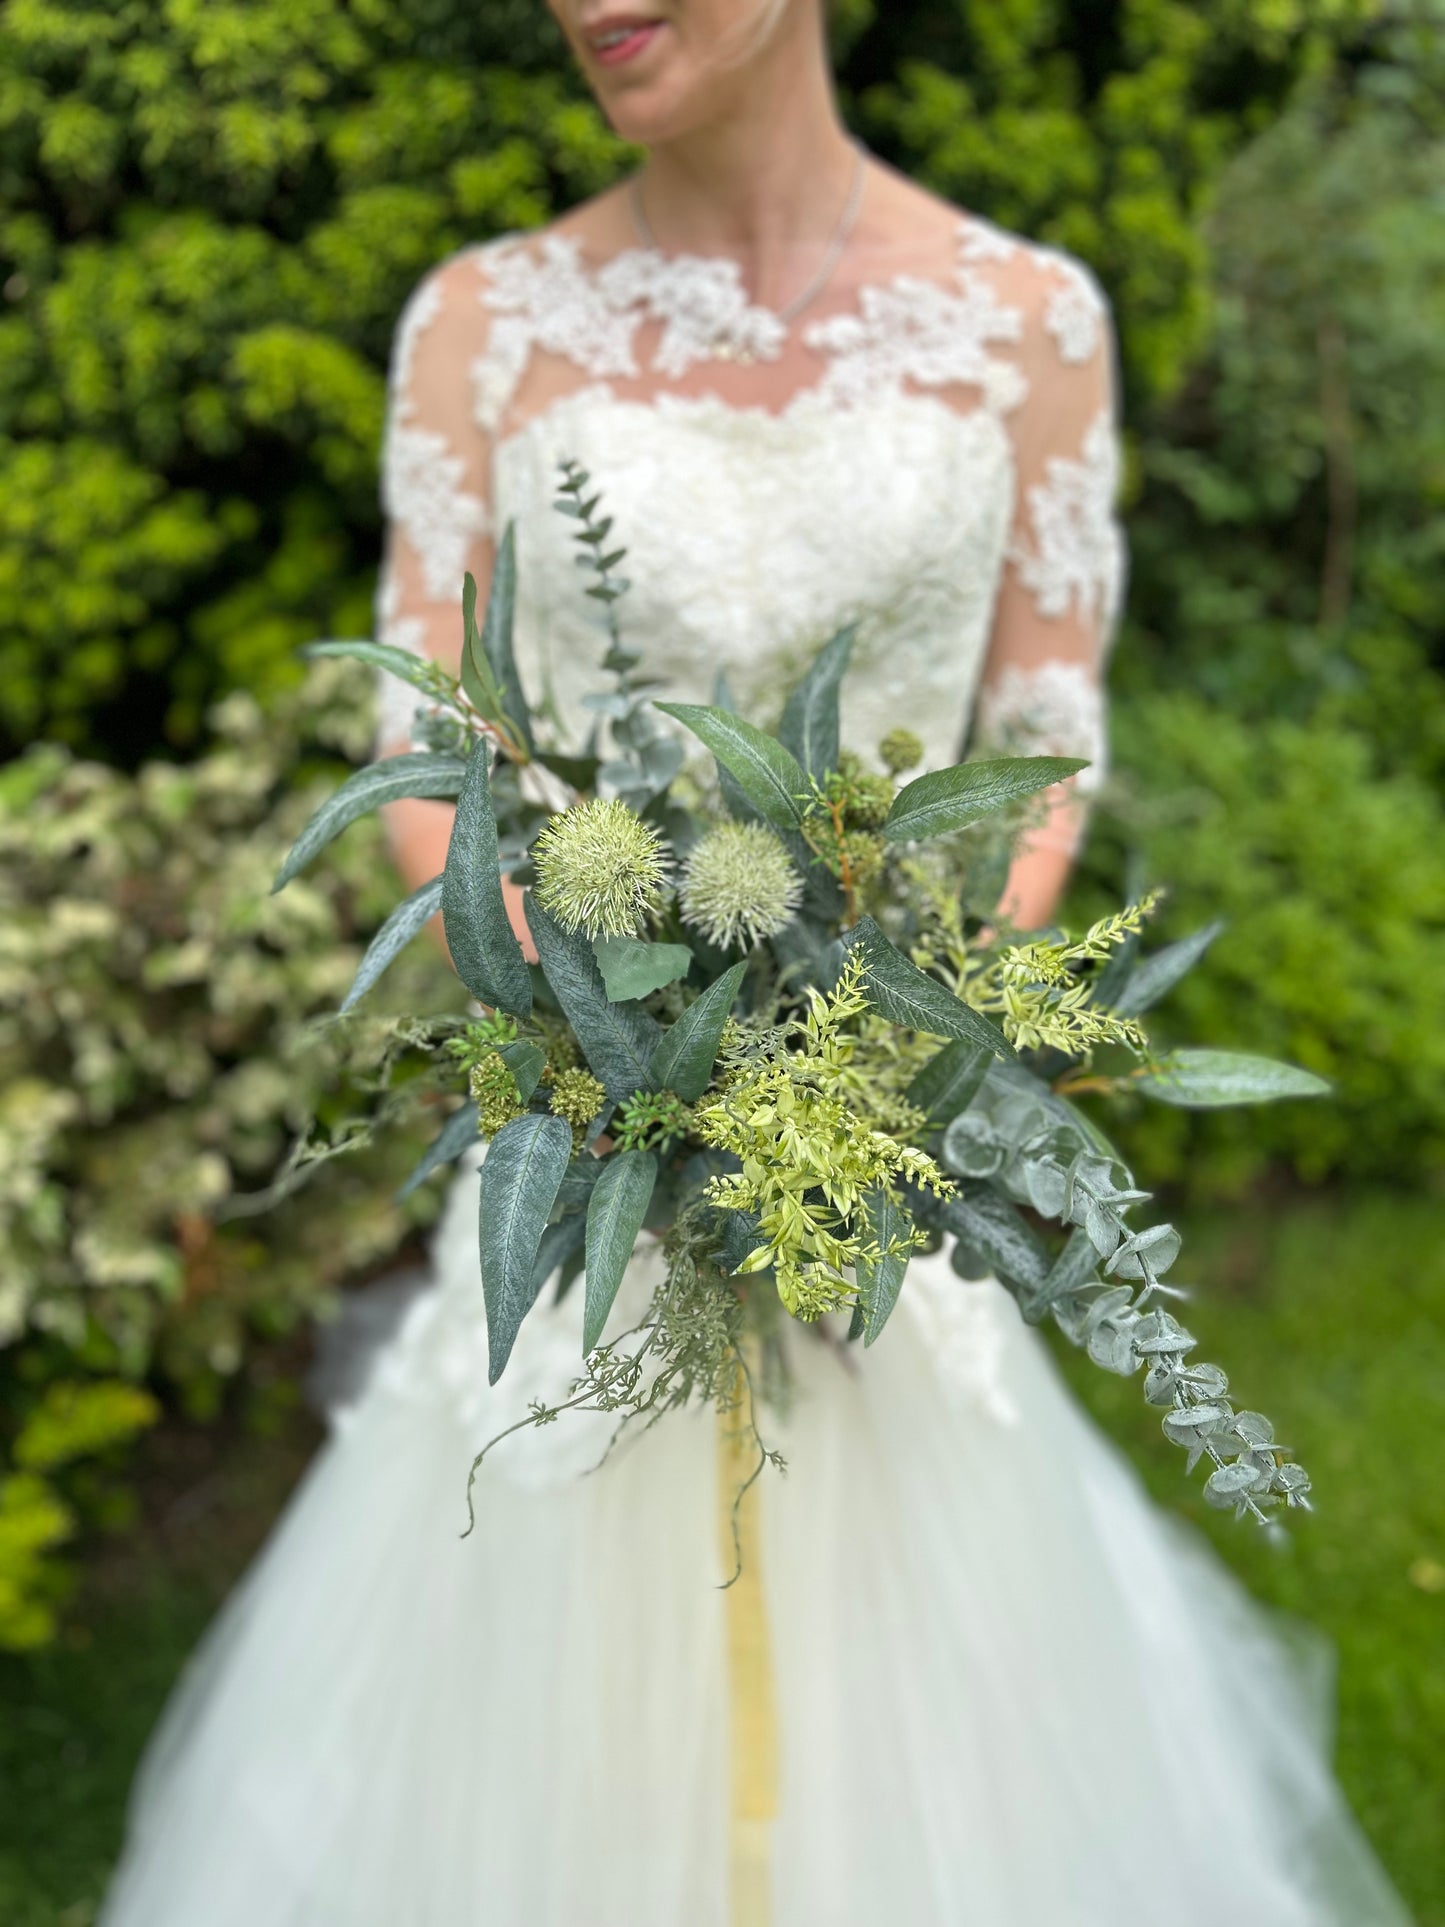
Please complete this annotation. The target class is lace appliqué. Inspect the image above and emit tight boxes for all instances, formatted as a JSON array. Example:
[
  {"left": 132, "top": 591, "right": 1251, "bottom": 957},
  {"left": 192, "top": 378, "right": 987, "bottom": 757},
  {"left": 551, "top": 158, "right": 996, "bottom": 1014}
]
[
  {"left": 975, "top": 660, "right": 1108, "bottom": 795},
  {"left": 957, "top": 215, "right": 1105, "bottom": 365},
  {"left": 474, "top": 235, "right": 785, "bottom": 433},
  {"left": 806, "top": 271, "right": 1027, "bottom": 412},
  {"left": 1007, "top": 407, "right": 1125, "bottom": 635},
  {"left": 382, "top": 273, "right": 490, "bottom": 599}
]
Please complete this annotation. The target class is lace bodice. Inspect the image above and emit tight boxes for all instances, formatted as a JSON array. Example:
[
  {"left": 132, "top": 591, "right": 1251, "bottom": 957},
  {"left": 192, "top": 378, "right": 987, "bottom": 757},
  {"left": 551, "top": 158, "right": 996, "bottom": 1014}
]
[{"left": 376, "top": 207, "right": 1128, "bottom": 795}]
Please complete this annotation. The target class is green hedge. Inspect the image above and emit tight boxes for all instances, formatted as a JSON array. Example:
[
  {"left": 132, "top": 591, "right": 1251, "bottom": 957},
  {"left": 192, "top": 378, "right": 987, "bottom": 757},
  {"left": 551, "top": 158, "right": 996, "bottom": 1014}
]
[{"left": 0, "top": 0, "right": 1379, "bottom": 759}]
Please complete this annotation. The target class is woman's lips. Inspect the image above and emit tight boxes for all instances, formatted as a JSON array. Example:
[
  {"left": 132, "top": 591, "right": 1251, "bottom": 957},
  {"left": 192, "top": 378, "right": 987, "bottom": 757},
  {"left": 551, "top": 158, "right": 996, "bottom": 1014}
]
[{"left": 588, "top": 20, "right": 663, "bottom": 67}]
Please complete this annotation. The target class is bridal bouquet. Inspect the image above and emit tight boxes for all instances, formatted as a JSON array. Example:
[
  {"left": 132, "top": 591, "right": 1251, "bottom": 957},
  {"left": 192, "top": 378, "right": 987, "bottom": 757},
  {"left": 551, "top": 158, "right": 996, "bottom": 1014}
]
[{"left": 278, "top": 461, "right": 1320, "bottom": 1529}]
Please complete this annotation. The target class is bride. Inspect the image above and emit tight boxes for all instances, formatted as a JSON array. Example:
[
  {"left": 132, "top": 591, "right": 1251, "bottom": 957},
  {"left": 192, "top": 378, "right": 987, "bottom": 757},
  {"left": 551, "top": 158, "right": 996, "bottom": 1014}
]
[{"left": 102, "top": 3, "right": 1410, "bottom": 1922}]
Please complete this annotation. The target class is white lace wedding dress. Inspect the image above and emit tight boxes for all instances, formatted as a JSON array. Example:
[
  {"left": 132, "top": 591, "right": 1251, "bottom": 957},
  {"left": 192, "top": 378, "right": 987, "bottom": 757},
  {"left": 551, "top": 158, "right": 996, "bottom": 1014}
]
[{"left": 101, "top": 212, "right": 1409, "bottom": 1926}]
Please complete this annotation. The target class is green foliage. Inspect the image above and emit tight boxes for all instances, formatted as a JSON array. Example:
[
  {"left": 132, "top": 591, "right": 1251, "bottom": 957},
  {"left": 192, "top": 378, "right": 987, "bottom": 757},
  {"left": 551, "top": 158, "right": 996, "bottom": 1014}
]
[
  {"left": 0, "top": 658, "right": 458, "bottom": 1647},
  {"left": 1078, "top": 691, "right": 1445, "bottom": 1190}
]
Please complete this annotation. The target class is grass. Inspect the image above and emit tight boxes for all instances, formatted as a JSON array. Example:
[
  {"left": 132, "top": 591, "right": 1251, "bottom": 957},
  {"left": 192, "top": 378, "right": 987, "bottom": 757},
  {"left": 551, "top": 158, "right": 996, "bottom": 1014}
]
[{"left": 0, "top": 1189, "right": 1441, "bottom": 1924}]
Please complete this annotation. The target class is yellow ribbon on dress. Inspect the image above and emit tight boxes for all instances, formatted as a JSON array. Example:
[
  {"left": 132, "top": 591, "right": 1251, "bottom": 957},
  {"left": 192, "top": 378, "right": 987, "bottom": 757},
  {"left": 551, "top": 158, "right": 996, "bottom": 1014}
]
[{"left": 718, "top": 1363, "right": 778, "bottom": 1927}]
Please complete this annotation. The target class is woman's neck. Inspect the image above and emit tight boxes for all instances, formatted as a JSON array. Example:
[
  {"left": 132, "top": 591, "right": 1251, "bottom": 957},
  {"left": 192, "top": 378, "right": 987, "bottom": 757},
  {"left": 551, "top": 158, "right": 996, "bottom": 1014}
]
[{"left": 634, "top": 40, "right": 858, "bottom": 305}]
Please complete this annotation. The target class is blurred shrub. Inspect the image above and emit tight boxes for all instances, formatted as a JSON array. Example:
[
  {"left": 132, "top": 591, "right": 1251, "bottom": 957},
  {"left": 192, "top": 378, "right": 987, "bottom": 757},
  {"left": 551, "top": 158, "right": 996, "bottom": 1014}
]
[
  {"left": 0, "top": 660, "right": 460, "bottom": 1648},
  {"left": 1078, "top": 687, "right": 1445, "bottom": 1195},
  {"left": 0, "top": 0, "right": 1381, "bottom": 760}
]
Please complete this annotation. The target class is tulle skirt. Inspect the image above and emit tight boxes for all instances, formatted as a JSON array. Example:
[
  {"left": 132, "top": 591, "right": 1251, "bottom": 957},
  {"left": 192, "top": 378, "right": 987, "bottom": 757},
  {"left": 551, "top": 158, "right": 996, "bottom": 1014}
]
[{"left": 101, "top": 1153, "right": 1409, "bottom": 1926}]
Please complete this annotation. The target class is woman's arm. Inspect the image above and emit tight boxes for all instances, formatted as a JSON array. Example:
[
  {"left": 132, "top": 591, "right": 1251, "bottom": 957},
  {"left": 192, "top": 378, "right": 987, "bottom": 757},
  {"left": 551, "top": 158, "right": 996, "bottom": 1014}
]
[
  {"left": 374, "top": 252, "right": 536, "bottom": 957},
  {"left": 972, "top": 253, "right": 1129, "bottom": 933}
]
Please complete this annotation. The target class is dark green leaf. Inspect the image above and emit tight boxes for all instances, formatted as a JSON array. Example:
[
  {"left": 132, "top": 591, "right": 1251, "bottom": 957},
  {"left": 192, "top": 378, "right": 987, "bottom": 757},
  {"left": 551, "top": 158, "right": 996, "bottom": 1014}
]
[
  {"left": 857, "top": 1187, "right": 913, "bottom": 1347},
  {"left": 654, "top": 702, "right": 808, "bottom": 829},
  {"left": 524, "top": 897, "right": 663, "bottom": 1099},
  {"left": 905, "top": 1038, "right": 992, "bottom": 1125},
  {"left": 340, "top": 875, "right": 443, "bottom": 1013},
  {"left": 498, "top": 1039, "right": 546, "bottom": 1105},
  {"left": 648, "top": 961, "right": 747, "bottom": 1101},
  {"left": 583, "top": 1150, "right": 658, "bottom": 1352},
  {"left": 777, "top": 624, "right": 855, "bottom": 779},
  {"left": 936, "top": 1181, "right": 1051, "bottom": 1293},
  {"left": 532, "top": 1212, "right": 588, "bottom": 1301},
  {"left": 273, "top": 753, "right": 467, "bottom": 890},
  {"left": 883, "top": 757, "right": 1085, "bottom": 843},
  {"left": 460, "top": 572, "right": 507, "bottom": 720},
  {"left": 441, "top": 740, "right": 533, "bottom": 1016},
  {"left": 1111, "top": 922, "right": 1226, "bottom": 1016},
  {"left": 479, "top": 524, "right": 533, "bottom": 754},
  {"left": 846, "top": 918, "right": 1014, "bottom": 1059},
  {"left": 592, "top": 936, "right": 693, "bottom": 1002},
  {"left": 1136, "top": 1049, "right": 1331, "bottom": 1109},
  {"left": 395, "top": 1100, "right": 479, "bottom": 1201},
  {"left": 479, "top": 1113, "right": 572, "bottom": 1382}
]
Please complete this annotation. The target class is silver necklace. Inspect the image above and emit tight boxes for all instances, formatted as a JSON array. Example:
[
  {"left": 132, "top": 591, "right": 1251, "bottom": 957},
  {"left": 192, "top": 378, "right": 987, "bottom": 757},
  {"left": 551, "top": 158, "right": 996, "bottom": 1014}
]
[{"left": 628, "top": 144, "right": 868, "bottom": 364}]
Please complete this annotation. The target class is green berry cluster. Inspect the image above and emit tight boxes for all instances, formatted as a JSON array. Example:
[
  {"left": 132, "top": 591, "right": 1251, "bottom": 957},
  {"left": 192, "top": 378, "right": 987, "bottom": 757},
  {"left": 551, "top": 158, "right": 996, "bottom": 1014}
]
[
  {"left": 469, "top": 1052, "right": 525, "bottom": 1138},
  {"left": 878, "top": 728, "right": 924, "bottom": 776},
  {"left": 548, "top": 1066, "right": 607, "bottom": 1149}
]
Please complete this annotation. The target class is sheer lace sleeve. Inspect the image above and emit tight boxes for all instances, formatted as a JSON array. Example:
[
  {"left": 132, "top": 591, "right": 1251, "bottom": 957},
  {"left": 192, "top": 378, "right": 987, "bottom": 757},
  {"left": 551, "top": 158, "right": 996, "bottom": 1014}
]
[
  {"left": 972, "top": 246, "right": 1128, "bottom": 837},
  {"left": 375, "top": 249, "right": 494, "bottom": 751}
]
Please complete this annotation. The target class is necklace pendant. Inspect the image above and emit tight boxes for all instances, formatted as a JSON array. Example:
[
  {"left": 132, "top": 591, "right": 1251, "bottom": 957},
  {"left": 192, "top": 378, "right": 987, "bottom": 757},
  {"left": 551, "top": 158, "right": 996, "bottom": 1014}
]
[{"left": 711, "top": 335, "right": 753, "bottom": 366}]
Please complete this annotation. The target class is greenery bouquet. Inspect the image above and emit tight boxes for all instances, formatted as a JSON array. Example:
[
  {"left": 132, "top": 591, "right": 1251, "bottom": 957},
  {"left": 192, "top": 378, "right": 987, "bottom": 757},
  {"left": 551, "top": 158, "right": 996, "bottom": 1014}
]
[{"left": 277, "top": 462, "right": 1324, "bottom": 1530}]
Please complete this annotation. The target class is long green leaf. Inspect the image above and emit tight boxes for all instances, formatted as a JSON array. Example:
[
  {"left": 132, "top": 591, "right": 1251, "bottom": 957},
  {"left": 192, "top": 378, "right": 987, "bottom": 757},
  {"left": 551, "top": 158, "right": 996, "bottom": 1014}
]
[
  {"left": 340, "top": 874, "right": 443, "bottom": 1013},
  {"left": 524, "top": 898, "right": 663, "bottom": 1099},
  {"left": 273, "top": 753, "right": 467, "bottom": 891},
  {"left": 937, "top": 1182, "right": 1051, "bottom": 1293},
  {"left": 531, "top": 1211, "right": 588, "bottom": 1302},
  {"left": 395, "top": 1100, "right": 479, "bottom": 1201},
  {"left": 648, "top": 961, "right": 747, "bottom": 1101},
  {"left": 583, "top": 1150, "right": 658, "bottom": 1352},
  {"left": 479, "top": 524, "right": 533, "bottom": 754},
  {"left": 777, "top": 624, "right": 855, "bottom": 779},
  {"left": 1112, "top": 921, "right": 1226, "bottom": 1017},
  {"left": 441, "top": 740, "right": 533, "bottom": 1016},
  {"left": 883, "top": 756, "right": 1085, "bottom": 843},
  {"left": 1136, "top": 1049, "right": 1330, "bottom": 1109},
  {"left": 303, "top": 639, "right": 442, "bottom": 696},
  {"left": 654, "top": 703, "right": 808, "bottom": 829},
  {"left": 904, "top": 1038, "right": 992, "bottom": 1126},
  {"left": 479, "top": 1112, "right": 572, "bottom": 1382},
  {"left": 460, "top": 572, "right": 507, "bottom": 722},
  {"left": 847, "top": 918, "right": 1014, "bottom": 1060},
  {"left": 857, "top": 1187, "right": 913, "bottom": 1347}
]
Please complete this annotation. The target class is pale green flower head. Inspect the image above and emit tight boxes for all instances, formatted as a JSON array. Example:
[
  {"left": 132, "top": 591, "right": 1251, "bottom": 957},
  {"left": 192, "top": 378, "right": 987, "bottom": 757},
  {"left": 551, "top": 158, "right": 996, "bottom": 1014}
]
[
  {"left": 681, "top": 820, "right": 804, "bottom": 950},
  {"left": 532, "top": 798, "right": 671, "bottom": 939}
]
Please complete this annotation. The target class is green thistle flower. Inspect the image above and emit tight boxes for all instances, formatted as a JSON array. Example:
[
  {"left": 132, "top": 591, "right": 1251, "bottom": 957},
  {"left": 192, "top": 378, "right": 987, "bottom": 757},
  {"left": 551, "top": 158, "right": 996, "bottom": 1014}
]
[
  {"left": 469, "top": 1052, "right": 525, "bottom": 1138},
  {"left": 680, "top": 821, "right": 803, "bottom": 950},
  {"left": 533, "top": 799, "right": 671, "bottom": 939},
  {"left": 878, "top": 729, "right": 924, "bottom": 776},
  {"left": 549, "top": 1066, "right": 607, "bottom": 1149}
]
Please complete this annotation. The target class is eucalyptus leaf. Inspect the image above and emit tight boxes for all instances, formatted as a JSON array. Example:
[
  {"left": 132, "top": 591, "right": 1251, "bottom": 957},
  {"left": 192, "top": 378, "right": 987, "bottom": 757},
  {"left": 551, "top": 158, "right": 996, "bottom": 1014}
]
[
  {"left": 1136, "top": 1050, "right": 1331, "bottom": 1109},
  {"left": 441, "top": 740, "right": 533, "bottom": 1017},
  {"left": 777, "top": 624, "right": 855, "bottom": 779},
  {"left": 524, "top": 897, "right": 663, "bottom": 1099},
  {"left": 856, "top": 1187, "right": 912, "bottom": 1347},
  {"left": 593, "top": 936, "right": 694, "bottom": 1003},
  {"left": 648, "top": 961, "right": 747, "bottom": 1101},
  {"left": 936, "top": 1181, "right": 1051, "bottom": 1293},
  {"left": 303, "top": 638, "right": 443, "bottom": 694},
  {"left": 883, "top": 757, "right": 1085, "bottom": 843},
  {"left": 273, "top": 753, "right": 467, "bottom": 891},
  {"left": 339, "top": 874, "right": 443, "bottom": 1013},
  {"left": 846, "top": 917, "right": 1014, "bottom": 1060},
  {"left": 478, "top": 1112, "right": 572, "bottom": 1383},
  {"left": 654, "top": 702, "right": 808, "bottom": 829},
  {"left": 583, "top": 1150, "right": 658, "bottom": 1352},
  {"left": 1112, "top": 921, "right": 1226, "bottom": 1017},
  {"left": 395, "top": 1100, "right": 479, "bottom": 1201}
]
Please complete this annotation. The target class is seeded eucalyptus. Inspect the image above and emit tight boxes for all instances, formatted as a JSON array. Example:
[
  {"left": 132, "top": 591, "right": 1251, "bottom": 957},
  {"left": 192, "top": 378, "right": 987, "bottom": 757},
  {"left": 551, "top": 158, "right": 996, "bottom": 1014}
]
[{"left": 274, "top": 462, "right": 1327, "bottom": 1529}]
